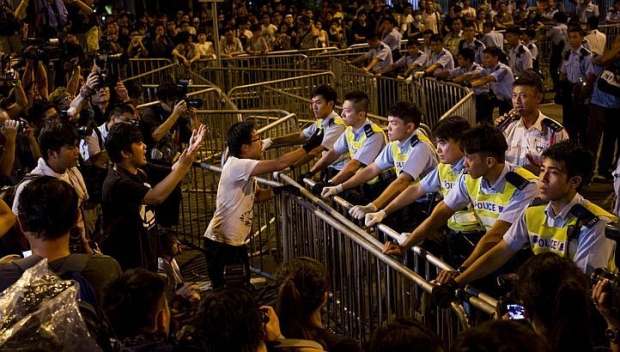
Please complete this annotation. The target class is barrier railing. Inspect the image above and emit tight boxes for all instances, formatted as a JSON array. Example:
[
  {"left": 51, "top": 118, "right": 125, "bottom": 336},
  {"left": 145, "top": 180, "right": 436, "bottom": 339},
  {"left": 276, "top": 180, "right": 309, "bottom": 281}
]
[
  {"left": 438, "top": 90, "right": 477, "bottom": 126},
  {"left": 329, "top": 58, "right": 380, "bottom": 115},
  {"left": 416, "top": 78, "right": 473, "bottom": 128},
  {"left": 226, "top": 72, "right": 336, "bottom": 110},
  {"left": 277, "top": 174, "right": 480, "bottom": 346},
  {"left": 198, "top": 67, "right": 327, "bottom": 94}
]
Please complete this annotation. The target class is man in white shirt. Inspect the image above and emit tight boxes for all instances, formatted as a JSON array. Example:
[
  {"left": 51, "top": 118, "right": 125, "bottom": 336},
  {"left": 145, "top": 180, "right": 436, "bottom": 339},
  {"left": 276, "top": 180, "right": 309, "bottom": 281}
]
[{"left": 585, "top": 16, "right": 606, "bottom": 56}]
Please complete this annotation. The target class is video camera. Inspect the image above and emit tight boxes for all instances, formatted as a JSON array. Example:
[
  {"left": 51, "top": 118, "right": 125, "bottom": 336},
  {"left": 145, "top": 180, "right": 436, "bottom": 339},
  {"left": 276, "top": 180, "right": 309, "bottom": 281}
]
[
  {"left": 177, "top": 79, "right": 203, "bottom": 109},
  {"left": 590, "top": 224, "right": 620, "bottom": 320},
  {"left": 21, "top": 38, "right": 63, "bottom": 62},
  {"left": 59, "top": 109, "right": 93, "bottom": 138},
  {"left": 0, "top": 54, "right": 16, "bottom": 96},
  {"left": 94, "top": 52, "right": 122, "bottom": 89}
]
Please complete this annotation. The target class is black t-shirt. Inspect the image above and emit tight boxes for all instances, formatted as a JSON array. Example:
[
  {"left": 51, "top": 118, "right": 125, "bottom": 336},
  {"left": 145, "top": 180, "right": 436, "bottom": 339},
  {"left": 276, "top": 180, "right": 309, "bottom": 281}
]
[
  {"left": 66, "top": 5, "right": 96, "bottom": 34},
  {"left": 0, "top": 254, "right": 122, "bottom": 305},
  {"left": 315, "top": 329, "right": 362, "bottom": 352},
  {"left": 102, "top": 164, "right": 169, "bottom": 270},
  {"left": 141, "top": 104, "right": 192, "bottom": 163}
]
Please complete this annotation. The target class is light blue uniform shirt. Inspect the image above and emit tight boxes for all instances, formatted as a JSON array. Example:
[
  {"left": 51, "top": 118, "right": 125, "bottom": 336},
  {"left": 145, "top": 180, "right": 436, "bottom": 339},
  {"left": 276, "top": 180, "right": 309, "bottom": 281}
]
[
  {"left": 450, "top": 62, "right": 488, "bottom": 95},
  {"left": 444, "top": 163, "right": 539, "bottom": 225},
  {"left": 560, "top": 46, "right": 593, "bottom": 84},
  {"left": 333, "top": 119, "right": 386, "bottom": 166},
  {"left": 425, "top": 48, "right": 455, "bottom": 73},
  {"left": 303, "top": 111, "right": 348, "bottom": 170},
  {"left": 480, "top": 62, "right": 514, "bottom": 101},
  {"left": 420, "top": 157, "right": 466, "bottom": 193},
  {"left": 374, "top": 130, "right": 438, "bottom": 179}
]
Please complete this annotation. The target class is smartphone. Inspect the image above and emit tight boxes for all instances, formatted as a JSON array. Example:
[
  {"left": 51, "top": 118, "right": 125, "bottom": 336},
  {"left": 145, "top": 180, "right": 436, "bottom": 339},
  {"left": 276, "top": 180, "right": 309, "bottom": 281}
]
[
  {"left": 22, "top": 250, "right": 32, "bottom": 258},
  {"left": 506, "top": 304, "right": 525, "bottom": 320}
]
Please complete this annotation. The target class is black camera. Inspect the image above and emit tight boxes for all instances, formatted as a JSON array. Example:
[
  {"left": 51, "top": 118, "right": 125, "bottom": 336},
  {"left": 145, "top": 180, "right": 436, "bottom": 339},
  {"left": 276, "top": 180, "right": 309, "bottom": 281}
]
[
  {"left": 177, "top": 79, "right": 204, "bottom": 109},
  {"left": 94, "top": 52, "right": 122, "bottom": 89},
  {"left": 22, "top": 38, "right": 62, "bottom": 62},
  {"left": 59, "top": 109, "right": 93, "bottom": 138},
  {"left": 591, "top": 268, "right": 620, "bottom": 319}
]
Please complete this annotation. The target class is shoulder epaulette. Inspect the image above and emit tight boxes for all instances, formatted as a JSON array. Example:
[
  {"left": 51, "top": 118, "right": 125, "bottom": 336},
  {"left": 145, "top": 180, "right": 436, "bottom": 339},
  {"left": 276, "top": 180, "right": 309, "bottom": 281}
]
[
  {"left": 518, "top": 45, "right": 525, "bottom": 56},
  {"left": 527, "top": 43, "right": 534, "bottom": 50},
  {"left": 541, "top": 118, "right": 564, "bottom": 133},
  {"left": 570, "top": 203, "right": 599, "bottom": 228},
  {"left": 474, "top": 39, "right": 483, "bottom": 47},
  {"left": 410, "top": 134, "right": 420, "bottom": 147},
  {"left": 505, "top": 171, "right": 530, "bottom": 190},
  {"left": 529, "top": 197, "right": 549, "bottom": 207},
  {"left": 364, "top": 124, "right": 375, "bottom": 138},
  {"left": 580, "top": 47, "right": 591, "bottom": 56}
]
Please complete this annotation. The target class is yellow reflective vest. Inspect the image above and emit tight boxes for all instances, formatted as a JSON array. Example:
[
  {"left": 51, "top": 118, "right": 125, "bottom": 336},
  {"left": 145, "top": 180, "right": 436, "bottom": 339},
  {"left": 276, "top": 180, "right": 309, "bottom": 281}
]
[
  {"left": 438, "top": 163, "right": 481, "bottom": 232},
  {"left": 344, "top": 123, "right": 387, "bottom": 185}
]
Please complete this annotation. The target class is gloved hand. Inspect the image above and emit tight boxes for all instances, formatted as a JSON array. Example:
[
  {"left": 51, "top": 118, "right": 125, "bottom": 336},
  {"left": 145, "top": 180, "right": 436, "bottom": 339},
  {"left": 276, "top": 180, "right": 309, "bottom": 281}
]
[
  {"left": 460, "top": 80, "right": 472, "bottom": 88},
  {"left": 321, "top": 184, "right": 343, "bottom": 199},
  {"left": 349, "top": 203, "right": 377, "bottom": 220},
  {"left": 302, "top": 129, "right": 324, "bottom": 153},
  {"left": 273, "top": 185, "right": 300, "bottom": 196},
  {"left": 413, "top": 71, "right": 425, "bottom": 79},
  {"left": 311, "top": 181, "right": 329, "bottom": 196},
  {"left": 365, "top": 209, "right": 387, "bottom": 226},
  {"left": 297, "top": 171, "right": 315, "bottom": 185},
  {"left": 423, "top": 71, "right": 433, "bottom": 78},
  {"left": 261, "top": 138, "right": 273, "bottom": 151},
  {"left": 431, "top": 279, "right": 460, "bottom": 309}
]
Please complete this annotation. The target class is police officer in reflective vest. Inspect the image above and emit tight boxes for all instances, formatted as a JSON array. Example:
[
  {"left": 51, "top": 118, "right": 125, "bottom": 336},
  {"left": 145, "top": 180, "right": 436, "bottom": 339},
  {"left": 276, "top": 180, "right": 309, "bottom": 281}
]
[
  {"left": 324, "top": 101, "right": 438, "bottom": 232},
  {"left": 309, "top": 91, "right": 387, "bottom": 204},
  {"left": 435, "top": 141, "right": 617, "bottom": 295},
  {"left": 383, "top": 125, "right": 539, "bottom": 272}
]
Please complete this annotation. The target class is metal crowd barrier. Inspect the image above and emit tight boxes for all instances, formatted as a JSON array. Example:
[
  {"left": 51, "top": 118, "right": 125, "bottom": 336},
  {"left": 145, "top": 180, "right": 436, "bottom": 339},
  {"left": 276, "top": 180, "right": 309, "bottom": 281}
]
[
  {"left": 416, "top": 78, "right": 473, "bottom": 128},
  {"left": 330, "top": 58, "right": 380, "bottom": 115},
  {"left": 114, "top": 58, "right": 179, "bottom": 85},
  {"left": 198, "top": 67, "right": 327, "bottom": 94},
  {"left": 277, "top": 174, "right": 485, "bottom": 347},
  {"left": 226, "top": 72, "right": 336, "bottom": 110}
]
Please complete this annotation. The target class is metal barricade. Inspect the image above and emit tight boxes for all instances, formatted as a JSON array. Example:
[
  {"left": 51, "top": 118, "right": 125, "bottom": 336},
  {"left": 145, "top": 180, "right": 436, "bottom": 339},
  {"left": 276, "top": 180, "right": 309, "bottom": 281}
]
[
  {"left": 118, "top": 58, "right": 180, "bottom": 85},
  {"left": 226, "top": 72, "right": 336, "bottom": 111},
  {"left": 330, "top": 58, "right": 380, "bottom": 115},
  {"left": 416, "top": 78, "right": 473, "bottom": 128},
  {"left": 277, "top": 174, "right": 477, "bottom": 346},
  {"left": 438, "top": 90, "right": 476, "bottom": 126},
  {"left": 199, "top": 67, "right": 327, "bottom": 93}
]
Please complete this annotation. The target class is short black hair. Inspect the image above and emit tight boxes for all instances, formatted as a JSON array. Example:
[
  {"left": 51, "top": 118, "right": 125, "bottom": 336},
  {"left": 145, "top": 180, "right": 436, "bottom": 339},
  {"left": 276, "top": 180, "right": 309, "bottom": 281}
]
[
  {"left": 430, "top": 34, "right": 443, "bottom": 43},
  {"left": 17, "top": 176, "right": 79, "bottom": 240},
  {"left": 514, "top": 71, "right": 544, "bottom": 94},
  {"left": 194, "top": 288, "right": 264, "bottom": 352},
  {"left": 343, "top": 90, "right": 369, "bottom": 114},
  {"left": 103, "top": 269, "right": 167, "bottom": 339},
  {"left": 458, "top": 47, "right": 475, "bottom": 63},
  {"left": 367, "top": 32, "right": 380, "bottom": 41},
  {"left": 541, "top": 140, "right": 594, "bottom": 190},
  {"left": 108, "top": 103, "right": 136, "bottom": 120},
  {"left": 38, "top": 123, "right": 80, "bottom": 162},
  {"left": 312, "top": 85, "right": 337, "bottom": 105},
  {"left": 483, "top": 46, "right": 503, "bottom": 58},
  {"left": 156, "top": 81, "right": 182, "bottom": 102},
  {"left": 227, "top": 121, "right": 255, "bottom": 158},
  {"left": 568, "top": 25, "right": 584, "bottom": 36},
  {"left": 452, "top": 320, "right": 551, "bottom": 352},
  {"left": 105, "top": 123, "right": 144, "bottom": 163},
  {"left": 504, "top": 26, "right": 521, "bottom": 36},
  {"left": 422, "top": 29, "right": 434, "bottom": 36},
  {"left": 433, "top": 116, "right": 470, "bottom": 142},
  {"left": 387, "top": 101, "right": 422, "bottom": 128},
  {"left": 460, "top": 125, "right": 508, "bottom": 163},
  {"left": 366, "top": 318, "right": 446, "bottom": 352},
  {"left": 522, "top": 28, "right": 536, "bottom": 39},
  {"left": 587, "top": 16, "right": 599, "bottom": 29},
  {"left": 553, "top": 11, "right": 568, "bottom": 23}
]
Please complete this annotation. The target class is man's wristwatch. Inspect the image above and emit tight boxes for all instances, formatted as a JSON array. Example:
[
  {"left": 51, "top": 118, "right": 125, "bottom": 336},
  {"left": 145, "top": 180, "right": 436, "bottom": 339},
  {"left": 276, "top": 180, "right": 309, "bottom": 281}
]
[{"left": 606, "top": 328, "right": 620, "bottom": 343}]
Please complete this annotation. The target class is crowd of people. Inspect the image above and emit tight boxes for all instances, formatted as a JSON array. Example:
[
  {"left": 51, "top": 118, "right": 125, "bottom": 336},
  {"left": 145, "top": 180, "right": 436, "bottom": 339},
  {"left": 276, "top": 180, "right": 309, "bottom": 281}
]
[{"left": 0, "top": 0, "right": 619, "bottom": 351}]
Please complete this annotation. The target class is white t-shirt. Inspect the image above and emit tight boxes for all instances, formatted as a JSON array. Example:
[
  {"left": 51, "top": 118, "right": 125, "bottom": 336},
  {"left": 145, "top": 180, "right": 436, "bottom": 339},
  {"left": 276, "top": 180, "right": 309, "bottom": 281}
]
[{"left": 204, "top": 156, "right": 259, "bottom": 246}]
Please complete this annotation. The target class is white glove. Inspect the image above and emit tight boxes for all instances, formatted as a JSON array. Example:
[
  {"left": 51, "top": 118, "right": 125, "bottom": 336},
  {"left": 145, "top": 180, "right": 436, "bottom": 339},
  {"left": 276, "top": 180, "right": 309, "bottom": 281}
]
[
  {"left": 397, "top": 233, "right": 409, "bottom": 245},
  {"left": 261, "top": 138, "right": 273, "bottom": 151},
  {"left": 321, "top": 184, "right": 343, "bottom": 199},
  {"left": 349, "top": 203, "right": 377, "bottom": 220},
  {"left": 413, "top": 71, "right": 425, "bottom": 78},
  {"left": 365, "top": 209, "right": 387, "bottom": 226},
  {"left": 405, "top": 76, "right": 413, "bottom": 83}
]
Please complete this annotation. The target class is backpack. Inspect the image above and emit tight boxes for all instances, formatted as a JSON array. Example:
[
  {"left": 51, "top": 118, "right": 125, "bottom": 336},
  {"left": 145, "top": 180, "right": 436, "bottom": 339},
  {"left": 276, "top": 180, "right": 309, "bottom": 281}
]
[{"left": 13, "top": 254, "right": 117, "bottom": 351}]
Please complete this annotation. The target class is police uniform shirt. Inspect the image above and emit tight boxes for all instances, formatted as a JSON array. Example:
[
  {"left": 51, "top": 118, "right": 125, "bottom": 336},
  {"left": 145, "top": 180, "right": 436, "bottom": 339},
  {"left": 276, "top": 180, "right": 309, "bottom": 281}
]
[
  {"left": 525, "top": 42, "right": 538, "bottom": 61},
  {"left": 481, "top": 30, "right": 504, "bottom": 50},
  {"left": 383, "top": 28, "right": 402, "bottom": 52},
  {"left": 459, "top": 39, "right": 486, "bottom": 64},
  {"left": 333, "top": 119, "right": 386, "bottom": 166},
  {"left": 426, "top": 48, "right": 455, "bottom": 74},
  {"left": 503, "top": 193, "right": 616, "bottom": 274},
  {"left": 503, "top": 112, "right": 569, "bottom": 168},
  {"left": 591, "top": 63, "right": 620, "bottom": 108},
  {"left": 560, "top": 45, "right": 593, "bottom": 84},
  {"left": 547, "top": 23, "right": 567, "bottom": 45},
  {"left": 303, "top": 111, "right": 348, "bottom": 170},
  {"left": 364, "top": 42, "right": 394, "bottom": 73},
  {"left": 480, "top": 63, "right": 515, "bottom": 101},
  {"left": 374, "top": 129, "right": 438, "bottom": 180},
  {"left": 444, "top": 163, "right": 539, "bottom": 229},
  {"left": 449, "top": 62, "right": 489, "bottom": 95},
  {"left": 394, "top": 51, "right": 428, "bottom": 69},
  {"left": 508, "top": 43, "right": 533, "bottom": 73},
  {"left": 420, "top": 157, "right": 465, "bottom": 193}
]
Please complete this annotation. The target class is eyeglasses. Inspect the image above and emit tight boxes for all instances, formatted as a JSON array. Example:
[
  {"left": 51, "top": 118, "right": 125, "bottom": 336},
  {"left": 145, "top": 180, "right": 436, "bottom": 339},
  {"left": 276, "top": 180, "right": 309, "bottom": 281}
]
[{"left": 250, "top": 138, "right": 261, "bottom": 143}]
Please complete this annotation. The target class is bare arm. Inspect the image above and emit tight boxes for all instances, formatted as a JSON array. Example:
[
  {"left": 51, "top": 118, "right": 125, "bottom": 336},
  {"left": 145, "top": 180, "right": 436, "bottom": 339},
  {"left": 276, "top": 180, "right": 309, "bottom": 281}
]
[
  {"left": 66, "top": 65, "right": 81, "bottom": 96},
  {"left": 271, "top": 131, "right": 306, "bottom": 147},
  {"left": 461, "top": 219, "right": 513, "bottom": 267},
  {"left": 330, "top": 159, "right": 363, "bottom": 184},
  {"left": 310, "top": 149, "right": 342, "bottom": 174},
  {"left": 292, "top": 145, "right": 326, "bottom": 168},
  {"left": 0, "top": 122, "right": 18, "bottom": 177},
  {"left": 0, "top": 198, "right": 16, "bottom": 238},
  {"left": 371, "top": 173, "right": 414, "bottom": 209},
  {"left": 151, "top": 101, "right": 186, "bottom": 143},
  {"left": 382, "top": 183, "right": 427, "bottom": 215},
  {"left": 455, "top": 240, "right": 516, "bottom": 285},
  {"left": 251, "top": 148, "right": 307, "bottom": 176}
]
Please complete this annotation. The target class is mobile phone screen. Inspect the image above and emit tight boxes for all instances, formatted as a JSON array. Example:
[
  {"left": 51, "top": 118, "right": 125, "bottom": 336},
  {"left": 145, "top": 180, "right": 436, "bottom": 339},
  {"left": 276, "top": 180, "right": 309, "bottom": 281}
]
[
  {"left": 22, "top": 250, "right": 32, "bottom": 258},
  {"left": 507, "top": 304, "right": 525, "bottom": 320}
]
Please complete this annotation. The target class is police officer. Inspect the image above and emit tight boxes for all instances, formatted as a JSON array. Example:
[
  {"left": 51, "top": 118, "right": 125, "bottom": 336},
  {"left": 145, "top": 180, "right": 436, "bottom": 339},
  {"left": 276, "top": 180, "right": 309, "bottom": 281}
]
[
  {"left": 265, "top": 85, "right": 347, "bottom": 181},
  {"left": 547, "top": 12, "right": 568, "bottom": 92},
  {"left": 505, "top": 26, "right": 533, "bottom": 75},
  {"left": 383, "top": 125, "right": 539, "bottom": 273},
  {"left": 497, "top": 72, "right": 569, "bottom": 175},
  {"left": 460, "top": 47, "right": 515, "bottom": 115},
  {"left": 444, "top": 48, "right": 493, "bottom": 124},
  {"left": 435, "top": 141, "right": 616, "bottom": 292},
  {"left": 310, "top": 91, "right": 387, "bottom": 204},
  {"left": 521, "top": 29, "right": 539, "bottom": 72},
  {"left": 560, "top": 26, "right": 593, "bottom": 146},
  {"left": 416, "top": 34, "right": 455, "bottom": 77},
  {"left": 458, "top": 22, "right": 485, "bottom": 65},
  {"left": 367, "top": 116, "right": 483, "bottom": 265},
  {"left": 346, "top": 33, "right": 394, "bottom": 74},
  {"left": 375, "top": 40, "right": 428, "bottom": 79},
  {"left": 334, "top": 102, "right": 438, "bottom": 233}
]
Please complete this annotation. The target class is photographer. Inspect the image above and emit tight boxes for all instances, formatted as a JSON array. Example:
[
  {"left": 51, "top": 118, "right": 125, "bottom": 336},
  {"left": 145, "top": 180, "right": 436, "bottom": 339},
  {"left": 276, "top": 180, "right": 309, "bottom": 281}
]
[
  {"left": 593, "top": 276, "right": 620, "bottom": 351},
  {"left": 0, "top": 109, "right": 40, "bottom": 184},
  {"left": 0, "top": 1, "right": 22, "bottom": 56},
  {"left": 171, "top": 32, "right": 199, "bottom": 68},
  {"left": 126, "top": 29, "right": 149, "bottom": 58}
]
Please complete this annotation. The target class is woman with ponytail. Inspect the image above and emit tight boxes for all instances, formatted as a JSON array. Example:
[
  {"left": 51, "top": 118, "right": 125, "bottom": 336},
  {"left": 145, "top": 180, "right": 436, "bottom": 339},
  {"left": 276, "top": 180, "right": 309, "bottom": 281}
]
[
  {"left": 276, "top": 257, "right": 362, "bottom": 352},
  {"left": 513, "top": 252, "right": 593, "bottom": 352}
]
